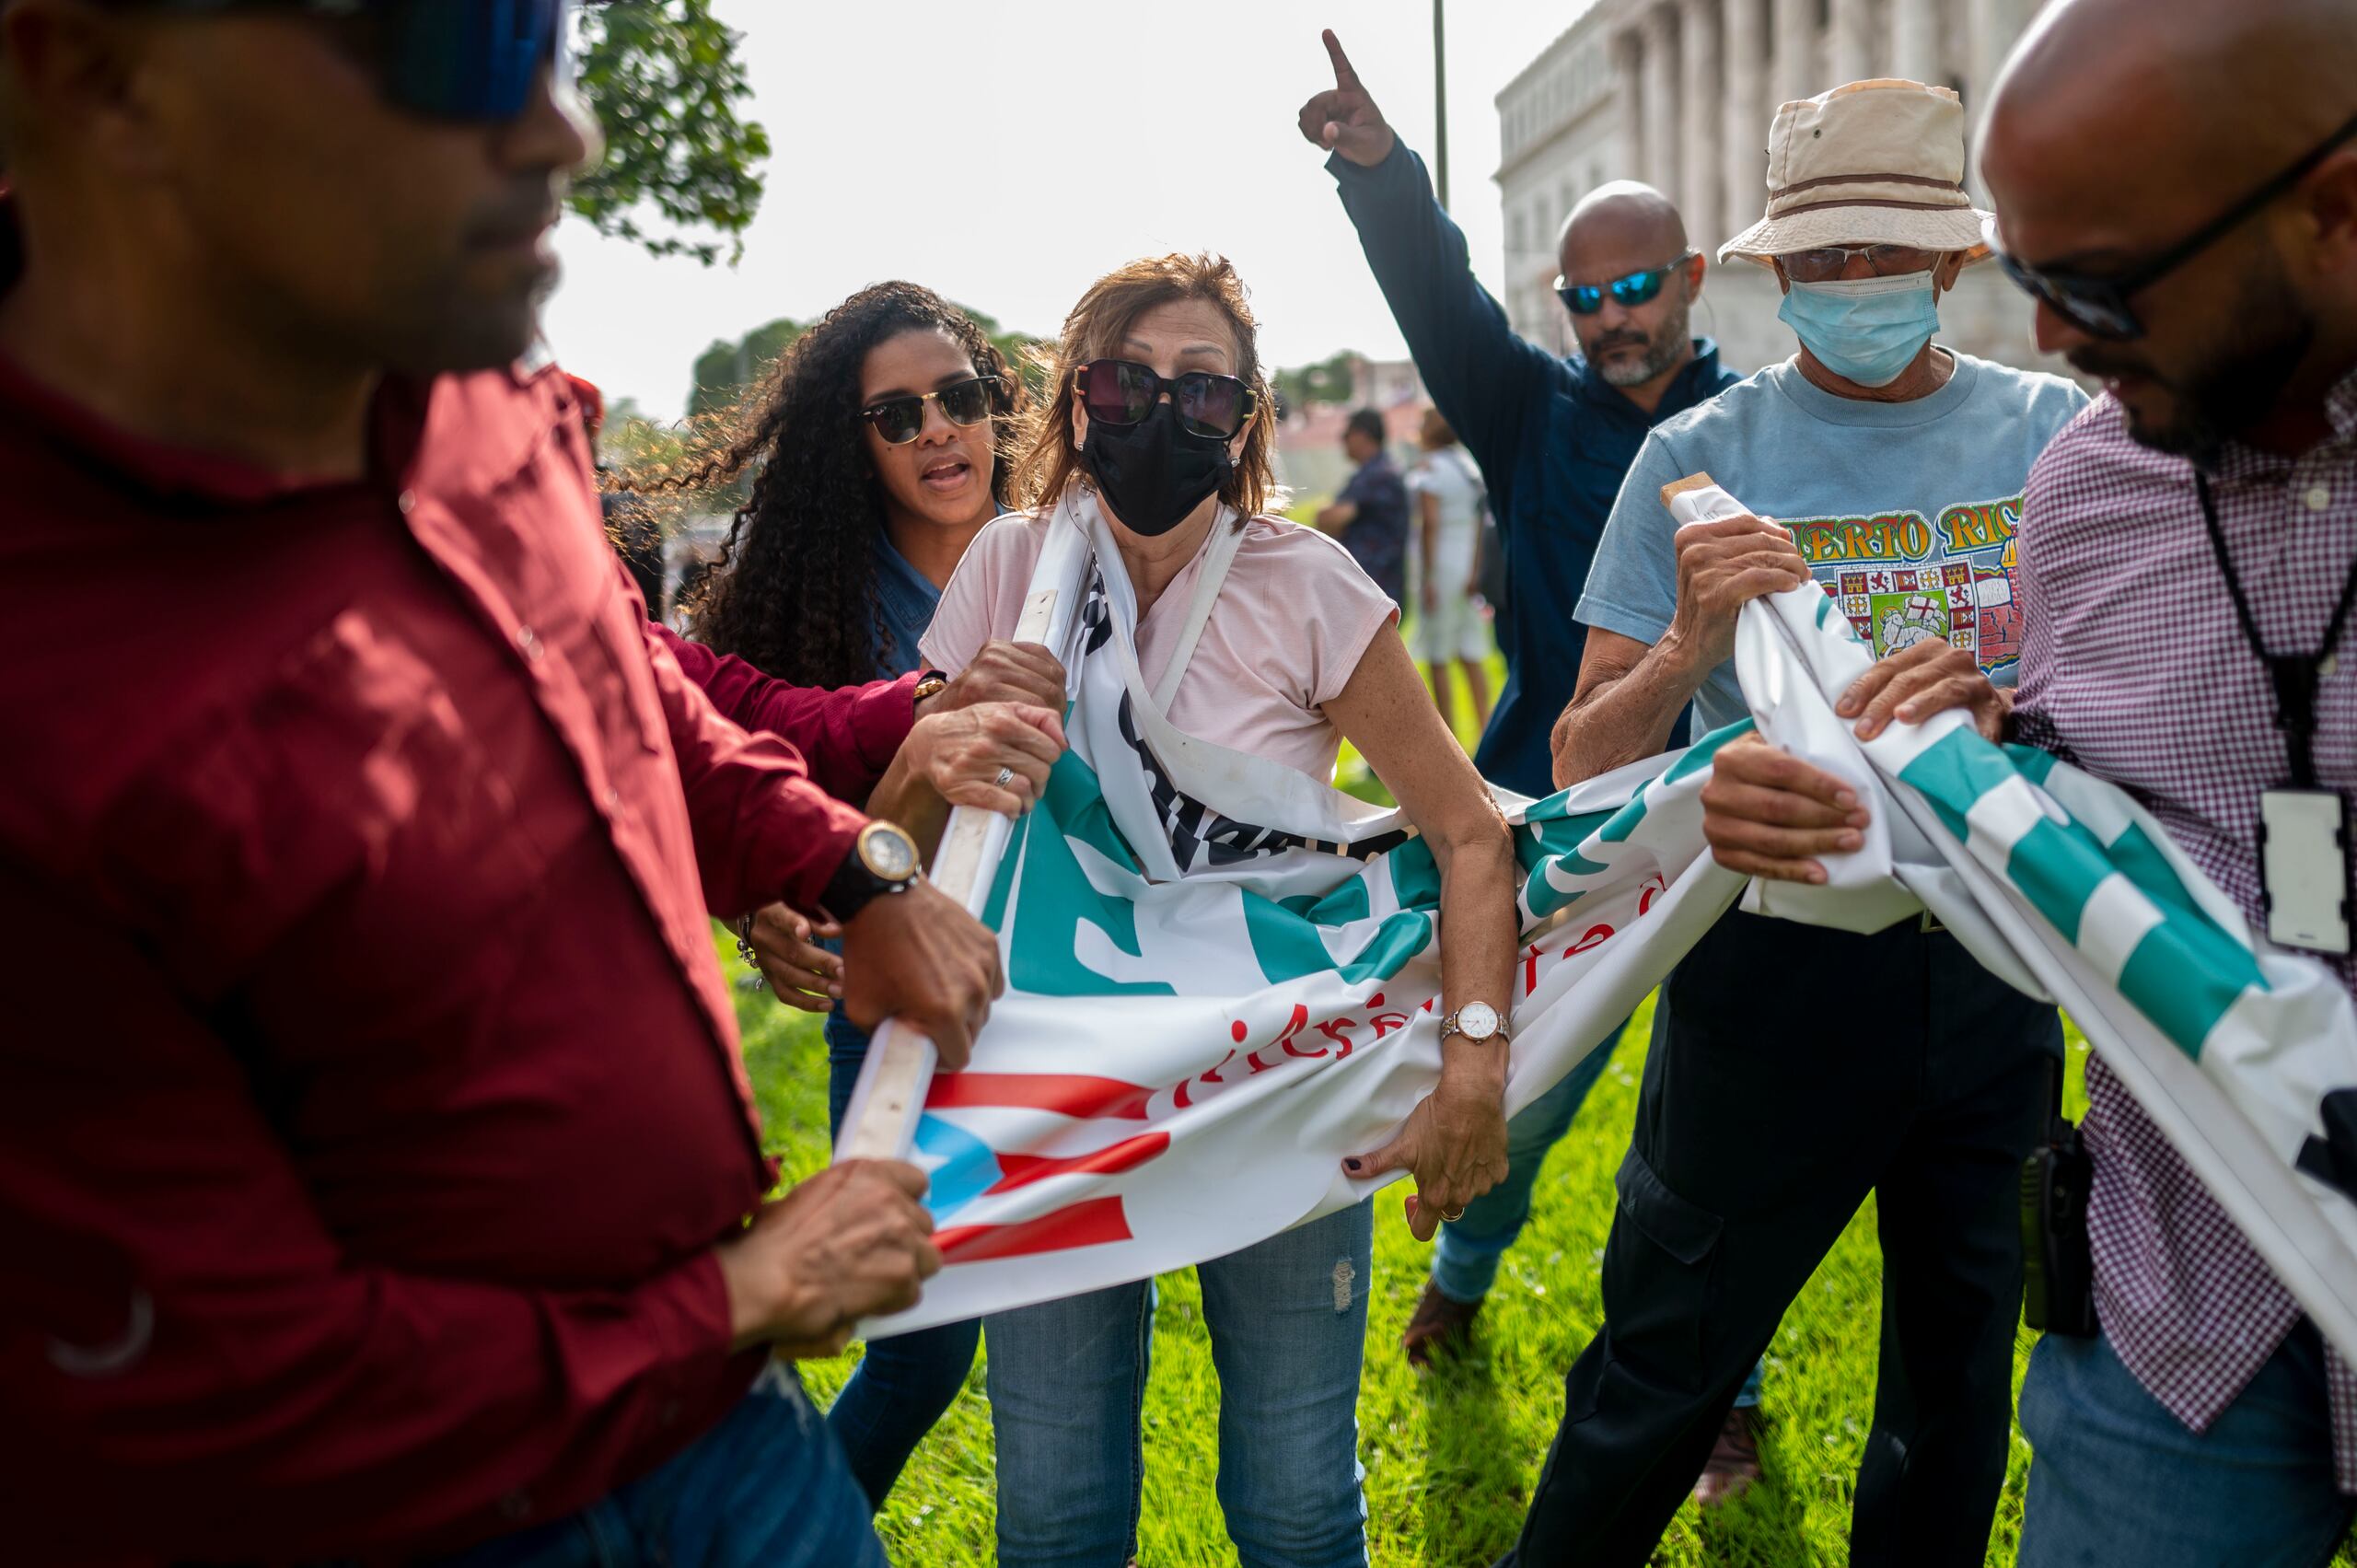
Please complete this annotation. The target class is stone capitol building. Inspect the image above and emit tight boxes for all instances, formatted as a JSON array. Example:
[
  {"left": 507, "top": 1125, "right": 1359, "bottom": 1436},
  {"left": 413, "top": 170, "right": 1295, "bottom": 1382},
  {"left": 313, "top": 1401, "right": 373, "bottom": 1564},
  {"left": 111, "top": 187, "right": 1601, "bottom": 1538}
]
[{"left": 1492, "top": 0, "right": 2073, "bottom": 379}]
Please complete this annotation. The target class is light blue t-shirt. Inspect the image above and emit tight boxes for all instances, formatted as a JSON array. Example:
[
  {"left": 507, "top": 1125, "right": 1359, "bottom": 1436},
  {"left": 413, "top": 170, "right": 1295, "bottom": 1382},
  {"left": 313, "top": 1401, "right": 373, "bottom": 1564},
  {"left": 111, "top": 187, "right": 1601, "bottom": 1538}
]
[{"left": 1575, "top": 353, "right": 2091, "bottom": 735}]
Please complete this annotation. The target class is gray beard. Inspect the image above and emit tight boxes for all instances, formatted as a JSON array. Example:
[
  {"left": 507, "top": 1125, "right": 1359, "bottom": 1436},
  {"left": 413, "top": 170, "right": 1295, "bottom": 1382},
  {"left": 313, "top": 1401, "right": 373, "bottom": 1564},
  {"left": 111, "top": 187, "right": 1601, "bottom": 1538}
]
[{"left": 1595, "top": 309, "right": 1692, "bottom": 388}]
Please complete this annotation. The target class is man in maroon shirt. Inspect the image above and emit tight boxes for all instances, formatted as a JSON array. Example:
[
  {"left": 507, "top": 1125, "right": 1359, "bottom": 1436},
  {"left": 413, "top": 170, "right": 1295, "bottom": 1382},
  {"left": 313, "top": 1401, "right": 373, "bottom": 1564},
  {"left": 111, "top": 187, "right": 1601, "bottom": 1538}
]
[{"left": 0, "top": 3, "right": 1014, "bottom": 1562}]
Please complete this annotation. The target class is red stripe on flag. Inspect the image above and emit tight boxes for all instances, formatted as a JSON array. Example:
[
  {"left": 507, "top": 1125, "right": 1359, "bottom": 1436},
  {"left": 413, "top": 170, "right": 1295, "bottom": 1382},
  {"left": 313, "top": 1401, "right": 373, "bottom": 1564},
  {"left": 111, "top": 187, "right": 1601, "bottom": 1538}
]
[
  {"left": 924, "top": 1073, "right": 1154, "bottom": 1120},
  {"left": 985, "top": 1132, "right": 1170, "bottom": 1195},
  {"left": 935, "top": 1196, "right": 1134, "bottom": 1263}
]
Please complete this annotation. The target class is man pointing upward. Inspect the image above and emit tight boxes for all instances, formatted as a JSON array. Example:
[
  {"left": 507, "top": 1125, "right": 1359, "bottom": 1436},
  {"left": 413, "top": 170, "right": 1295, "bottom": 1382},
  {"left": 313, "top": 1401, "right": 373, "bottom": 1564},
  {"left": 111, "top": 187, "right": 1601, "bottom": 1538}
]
[{"left": 1300, "top": 29, "right": 1771, "bottom": 1505}]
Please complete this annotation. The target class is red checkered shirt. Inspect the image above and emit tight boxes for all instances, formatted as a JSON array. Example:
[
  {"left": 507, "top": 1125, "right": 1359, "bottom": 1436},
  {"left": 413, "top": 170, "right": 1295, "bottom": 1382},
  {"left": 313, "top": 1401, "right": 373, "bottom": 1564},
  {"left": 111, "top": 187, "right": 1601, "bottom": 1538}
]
[{"left": 2012, "top": 368, "right": 2357, "bottom": 1492}]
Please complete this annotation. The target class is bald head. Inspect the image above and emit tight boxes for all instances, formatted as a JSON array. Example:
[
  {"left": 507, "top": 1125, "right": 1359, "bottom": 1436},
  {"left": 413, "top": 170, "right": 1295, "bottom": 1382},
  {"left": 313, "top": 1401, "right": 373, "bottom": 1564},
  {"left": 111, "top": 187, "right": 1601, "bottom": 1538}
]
[
  {"left": 1982, "top": 0, "right": 2357, "bottom": 457},
  {"left": 1557, "top": 180, "right": 1689, "bottom": 283},
  {"left": 1986, "top": 0, "right": 2357, "bottom": 255}
]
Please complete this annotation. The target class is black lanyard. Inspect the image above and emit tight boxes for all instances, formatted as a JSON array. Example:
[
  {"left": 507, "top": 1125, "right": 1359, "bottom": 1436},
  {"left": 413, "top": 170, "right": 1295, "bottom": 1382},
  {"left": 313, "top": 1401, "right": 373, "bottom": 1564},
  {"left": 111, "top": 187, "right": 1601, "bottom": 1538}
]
[{"left": 2195, "top": 470, "right": 2357, "bottom": 788}]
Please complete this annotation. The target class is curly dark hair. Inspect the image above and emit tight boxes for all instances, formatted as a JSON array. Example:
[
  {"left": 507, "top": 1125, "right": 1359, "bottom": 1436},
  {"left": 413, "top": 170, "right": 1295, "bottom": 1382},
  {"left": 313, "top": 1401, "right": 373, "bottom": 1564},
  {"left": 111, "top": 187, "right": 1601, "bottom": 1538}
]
[{"left": 648, "top": 282, "right": 1019, "bottom": 689}]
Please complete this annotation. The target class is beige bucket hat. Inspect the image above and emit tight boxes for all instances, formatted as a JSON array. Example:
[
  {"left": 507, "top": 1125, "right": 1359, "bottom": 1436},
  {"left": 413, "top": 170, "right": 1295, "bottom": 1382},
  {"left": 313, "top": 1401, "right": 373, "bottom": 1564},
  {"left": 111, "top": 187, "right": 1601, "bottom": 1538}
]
[{"left": 1720, "top": 78, "right": 1993, "bottom": 268}]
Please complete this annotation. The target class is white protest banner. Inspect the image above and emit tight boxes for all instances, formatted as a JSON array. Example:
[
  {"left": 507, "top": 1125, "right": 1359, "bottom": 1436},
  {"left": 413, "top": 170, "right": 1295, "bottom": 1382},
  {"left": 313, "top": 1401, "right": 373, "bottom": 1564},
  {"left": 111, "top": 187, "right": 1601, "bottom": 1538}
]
[
  {"left": 848, "top": 494, "right": 1746, "bottom": 1336},
  {"left": 846, "top": 484, "right": 2357, "bottom": 1358}
]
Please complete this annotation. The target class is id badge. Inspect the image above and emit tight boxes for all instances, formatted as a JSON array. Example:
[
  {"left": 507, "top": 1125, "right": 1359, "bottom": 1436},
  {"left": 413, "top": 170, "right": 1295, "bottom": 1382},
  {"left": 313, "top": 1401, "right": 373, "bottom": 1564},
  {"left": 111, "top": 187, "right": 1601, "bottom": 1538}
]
[{"left": 2259, "top": 788, "right": 2352, "bottom": 956}]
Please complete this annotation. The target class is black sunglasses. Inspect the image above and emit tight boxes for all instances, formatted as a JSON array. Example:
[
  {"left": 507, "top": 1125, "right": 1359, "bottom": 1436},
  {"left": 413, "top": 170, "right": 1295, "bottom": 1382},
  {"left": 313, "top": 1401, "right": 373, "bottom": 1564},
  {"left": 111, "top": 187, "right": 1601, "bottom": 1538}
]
[
  {"left": 1555, "top": 252, "right": 1697, "bottom": 316},
  {"left": 1991, "top": 104, "right": 2357, "bottom": 341},
  {"left": 859, "top": 376, "right": 998, "bottom": 446},
  {"left": 1077, "top": 359, "right": 1258, "bottom": 441}
]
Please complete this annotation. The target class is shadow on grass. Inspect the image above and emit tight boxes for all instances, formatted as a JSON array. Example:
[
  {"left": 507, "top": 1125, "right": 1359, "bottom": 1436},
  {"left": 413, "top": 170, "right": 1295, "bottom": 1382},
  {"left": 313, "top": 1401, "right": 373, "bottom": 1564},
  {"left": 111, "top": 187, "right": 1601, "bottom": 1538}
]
[
  {"left": 1415, "top": 1343, "right": 1527, "bottom": 1568},
  {"left": 1686, "top": 1414, "right": 1815, "bottom": 1568}
]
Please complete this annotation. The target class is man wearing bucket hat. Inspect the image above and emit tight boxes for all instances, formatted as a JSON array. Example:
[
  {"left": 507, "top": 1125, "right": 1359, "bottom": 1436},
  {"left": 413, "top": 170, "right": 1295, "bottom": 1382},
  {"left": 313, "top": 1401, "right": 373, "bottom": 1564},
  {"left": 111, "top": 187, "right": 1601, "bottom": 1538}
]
[{"left": 1512, "top": 80, "right": 2089, "bottom": 1567}]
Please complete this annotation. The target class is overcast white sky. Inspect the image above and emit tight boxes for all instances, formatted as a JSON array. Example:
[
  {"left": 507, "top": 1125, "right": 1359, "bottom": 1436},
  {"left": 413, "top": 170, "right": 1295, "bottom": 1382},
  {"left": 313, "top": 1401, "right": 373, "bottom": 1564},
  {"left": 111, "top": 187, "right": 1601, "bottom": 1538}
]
[{"left": 540, "top": 2, "right": 1590, "bottom": 418}]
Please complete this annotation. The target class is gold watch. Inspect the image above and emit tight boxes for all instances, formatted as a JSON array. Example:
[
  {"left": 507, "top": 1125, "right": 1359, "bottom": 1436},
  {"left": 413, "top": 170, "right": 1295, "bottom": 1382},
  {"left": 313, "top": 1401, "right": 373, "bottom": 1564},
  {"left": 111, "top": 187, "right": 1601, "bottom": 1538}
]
[{"left": 912, "top": 671, "right": 950, "bottom": 704}]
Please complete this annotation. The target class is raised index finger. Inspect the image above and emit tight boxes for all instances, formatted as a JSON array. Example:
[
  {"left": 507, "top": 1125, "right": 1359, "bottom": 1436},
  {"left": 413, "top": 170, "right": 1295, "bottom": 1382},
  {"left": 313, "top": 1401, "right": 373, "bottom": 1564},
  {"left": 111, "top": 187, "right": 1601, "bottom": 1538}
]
[{"left": 1323, "top": 29, "right": 1361, "bottom": 91}]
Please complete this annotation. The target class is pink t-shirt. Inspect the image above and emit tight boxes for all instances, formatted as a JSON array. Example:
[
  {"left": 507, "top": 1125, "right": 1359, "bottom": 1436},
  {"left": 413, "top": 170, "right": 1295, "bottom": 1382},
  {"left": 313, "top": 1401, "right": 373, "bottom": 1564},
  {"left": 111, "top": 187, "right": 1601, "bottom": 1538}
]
[{"left": 921, "top": 512, "right": 1399, "bottom": 782}]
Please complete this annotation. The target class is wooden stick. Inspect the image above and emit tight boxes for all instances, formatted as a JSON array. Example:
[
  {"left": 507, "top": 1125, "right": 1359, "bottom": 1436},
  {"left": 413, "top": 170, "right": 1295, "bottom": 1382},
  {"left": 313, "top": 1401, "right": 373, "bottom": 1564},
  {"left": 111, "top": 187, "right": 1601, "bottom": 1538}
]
[{"left": 833, "top": 578, "right": 1066, "bottom": 1164}]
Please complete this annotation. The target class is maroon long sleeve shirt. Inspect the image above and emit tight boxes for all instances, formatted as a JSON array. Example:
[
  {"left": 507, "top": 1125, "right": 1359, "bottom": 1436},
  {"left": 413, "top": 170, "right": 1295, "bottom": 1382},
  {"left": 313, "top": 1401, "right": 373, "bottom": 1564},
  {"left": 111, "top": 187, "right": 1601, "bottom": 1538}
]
[
  {"left": 647, "top": 622, "right": 919, "bottom": 806},
  {"left": 0, "top": 338, "right": 877, "bottom": 1560}
]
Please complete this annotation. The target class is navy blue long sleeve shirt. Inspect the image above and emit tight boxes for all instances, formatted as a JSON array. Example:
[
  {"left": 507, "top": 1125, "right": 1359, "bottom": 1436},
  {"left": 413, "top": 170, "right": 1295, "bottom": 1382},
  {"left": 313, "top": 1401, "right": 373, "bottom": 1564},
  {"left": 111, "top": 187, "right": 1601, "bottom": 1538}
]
[{"left": 1328, "top": 142, "right": 1741, "bottom": 797}]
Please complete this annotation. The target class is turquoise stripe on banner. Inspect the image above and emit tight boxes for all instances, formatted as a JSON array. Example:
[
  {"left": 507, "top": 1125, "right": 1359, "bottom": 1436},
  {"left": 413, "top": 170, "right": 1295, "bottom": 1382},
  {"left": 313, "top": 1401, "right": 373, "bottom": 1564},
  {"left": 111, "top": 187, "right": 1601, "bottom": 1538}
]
[
  {"left": 2008, "top": 818, "right": 2112, "bottom": 946},
  {"left": 1281, "top": 877, "right": 1372, "bottom": 928},
  {"left": 1339, "top": 910, "right": 1435, "bottom": 985},
  {"left": 2003, "top": 743, "right": 2061, "bottom": 788},
  {"left": 1515, "top": 809, "right": 1614, "bottom": 880},
  {"left": 1666, "top": 717, "right": 1757, "bottom": 784},
  {"left": 1387, "top": 834, "right": 1443, "bottom": 909},
  {"left": 1242, "top": 890, "right": 1431, "bottom": 986},
  {"left": 2116, "top": 910, "right": 2266, "bottom": 1059},
  {"left": 1005, "top": 752, "right": 1170, "bottom": 997},
  {"left": 2108, "top": 821, "right": 2227, "bottom": 934},
  {"left": 1898, "top": 728, "right": 2024, "bottom": 845},
  {"left": 1596, "top": 790, "right": 1651, "bottom": 843}
]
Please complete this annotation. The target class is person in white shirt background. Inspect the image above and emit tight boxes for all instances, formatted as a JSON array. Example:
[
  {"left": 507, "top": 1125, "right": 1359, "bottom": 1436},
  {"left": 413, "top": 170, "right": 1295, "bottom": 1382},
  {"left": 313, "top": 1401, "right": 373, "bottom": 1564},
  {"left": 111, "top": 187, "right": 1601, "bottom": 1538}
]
[{"left": 1407, "top": 406, "right": 1494, "bottom": 737}]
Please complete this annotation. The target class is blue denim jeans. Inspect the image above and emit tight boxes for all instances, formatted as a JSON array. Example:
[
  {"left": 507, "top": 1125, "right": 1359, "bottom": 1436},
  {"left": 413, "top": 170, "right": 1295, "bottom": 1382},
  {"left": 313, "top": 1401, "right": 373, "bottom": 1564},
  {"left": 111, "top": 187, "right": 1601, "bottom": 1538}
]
[
  {"left": 984, "top": 1200, "right": 1376, "bottom": 1568},
  {"left": 437, "top": 1365, "right": 884, "bottom": 1568},
  {"left": 823, "top": 1021, "right": 980, "bottom": 1508},
  {"left": 1429, "top": 1016, "right": 1764, "bottom": 1409},
  {"left": 2019, "top": 1324, "right": 2356, "bottom": 1568}
]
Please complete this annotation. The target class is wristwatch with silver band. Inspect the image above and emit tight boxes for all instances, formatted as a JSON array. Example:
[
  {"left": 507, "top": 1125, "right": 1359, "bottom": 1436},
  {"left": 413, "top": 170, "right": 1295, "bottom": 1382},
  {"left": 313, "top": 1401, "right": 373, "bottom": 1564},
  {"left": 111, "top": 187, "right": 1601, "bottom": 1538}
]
[{"left": 1439, "top": 1000, "right": 1509, "bottom": 1048}]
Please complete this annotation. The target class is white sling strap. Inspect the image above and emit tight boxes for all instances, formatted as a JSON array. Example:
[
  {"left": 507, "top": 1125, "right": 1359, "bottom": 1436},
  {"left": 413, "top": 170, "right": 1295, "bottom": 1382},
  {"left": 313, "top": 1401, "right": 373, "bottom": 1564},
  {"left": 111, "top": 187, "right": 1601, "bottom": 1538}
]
[{"left": 1146, "top": 509, "right": 1248, "bottom": 716}]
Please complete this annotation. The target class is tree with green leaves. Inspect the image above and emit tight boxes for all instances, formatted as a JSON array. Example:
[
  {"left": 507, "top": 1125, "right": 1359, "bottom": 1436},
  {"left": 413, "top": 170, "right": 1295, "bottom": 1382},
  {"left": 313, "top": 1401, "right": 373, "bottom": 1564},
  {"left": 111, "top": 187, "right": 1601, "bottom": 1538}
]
[
  {"left": 1273, "top": 349, "right": 1363, "bottom": 416},
  {"left": 685, "top": 302, "right": 1045, "bottom": 420},
  {"left": 569, "top": 0, "right": 770, "bottom": 267}
]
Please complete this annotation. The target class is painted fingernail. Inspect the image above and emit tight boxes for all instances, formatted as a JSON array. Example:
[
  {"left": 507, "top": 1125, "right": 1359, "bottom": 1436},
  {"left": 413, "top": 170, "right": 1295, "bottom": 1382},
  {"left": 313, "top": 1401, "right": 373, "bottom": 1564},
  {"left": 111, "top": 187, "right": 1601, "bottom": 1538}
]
[{"left": 1343, "top": 1157, "right": 1364, "bottom": 1173}]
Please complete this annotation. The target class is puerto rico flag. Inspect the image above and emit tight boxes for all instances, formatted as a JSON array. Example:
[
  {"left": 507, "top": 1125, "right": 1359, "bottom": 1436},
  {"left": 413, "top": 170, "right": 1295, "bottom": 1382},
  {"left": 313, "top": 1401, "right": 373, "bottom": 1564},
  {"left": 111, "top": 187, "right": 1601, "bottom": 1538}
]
[{"left": 914, "top": 1072, "right": 1167, "bottom": 1263}]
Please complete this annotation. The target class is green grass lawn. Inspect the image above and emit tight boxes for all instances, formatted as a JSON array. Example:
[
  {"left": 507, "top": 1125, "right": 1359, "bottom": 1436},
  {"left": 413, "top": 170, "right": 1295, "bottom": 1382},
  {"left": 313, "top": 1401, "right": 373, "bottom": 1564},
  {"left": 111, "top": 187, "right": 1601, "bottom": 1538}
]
[
  {"left": 737, "top": 600, "right": 2350, "bottom": 1564},
  {"left": 738, "top": 973, "right": 2085, "bottom": 1568}
]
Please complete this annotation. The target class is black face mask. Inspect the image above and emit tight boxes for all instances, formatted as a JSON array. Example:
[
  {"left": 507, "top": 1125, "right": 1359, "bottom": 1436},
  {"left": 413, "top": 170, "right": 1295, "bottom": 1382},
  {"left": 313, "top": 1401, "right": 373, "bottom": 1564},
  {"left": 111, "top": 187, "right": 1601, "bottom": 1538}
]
[{"left": 1081, "top": 402, "right": 1233, "bottom": 537}]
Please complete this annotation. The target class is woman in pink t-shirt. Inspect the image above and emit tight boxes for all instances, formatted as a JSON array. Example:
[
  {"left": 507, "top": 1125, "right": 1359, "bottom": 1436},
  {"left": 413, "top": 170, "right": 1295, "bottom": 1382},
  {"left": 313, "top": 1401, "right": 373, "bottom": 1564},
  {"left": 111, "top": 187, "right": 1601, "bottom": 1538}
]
[{"left": 923, "top": 253, "right": 1518, "bottom": 1568}]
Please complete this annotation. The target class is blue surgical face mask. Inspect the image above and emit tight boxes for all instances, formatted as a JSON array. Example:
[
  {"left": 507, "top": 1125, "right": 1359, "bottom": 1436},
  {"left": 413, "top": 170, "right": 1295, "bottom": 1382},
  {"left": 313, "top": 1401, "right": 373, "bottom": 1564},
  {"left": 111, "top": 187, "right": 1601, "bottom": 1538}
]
[{"left": 1777, "top": 270, "right": 1942, "bottom": 388}]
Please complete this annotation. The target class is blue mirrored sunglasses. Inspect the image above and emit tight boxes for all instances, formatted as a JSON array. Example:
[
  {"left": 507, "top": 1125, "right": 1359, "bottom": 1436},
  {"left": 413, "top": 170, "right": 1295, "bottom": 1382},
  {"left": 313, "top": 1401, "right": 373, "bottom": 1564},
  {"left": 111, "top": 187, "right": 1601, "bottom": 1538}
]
[
  {"left": 1555, "top": 251, "right": 1698, "bottom": 316},
  {"left": 144, "top": 0, "right": 581, "bottom": 121}
]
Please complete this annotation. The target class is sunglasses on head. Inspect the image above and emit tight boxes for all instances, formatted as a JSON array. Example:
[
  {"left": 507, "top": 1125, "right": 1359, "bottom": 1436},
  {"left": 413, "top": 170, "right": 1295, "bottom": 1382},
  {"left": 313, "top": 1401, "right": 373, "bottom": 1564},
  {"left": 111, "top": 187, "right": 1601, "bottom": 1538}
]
[
  {"left": 858, "top": 376, "right": 999, "bottom": 446},
  {"left": 1076, "top": 358, "right": 1258, "bottom": 441},
  {"left": 1989, "top": 103, "right": 2357, "bottom": 341},
  {"left": 1555, "top": 251, "right": 1697, "bottom": 316},
  {"left": 139, "top": 0, "right": 582, "bottom": 122}
]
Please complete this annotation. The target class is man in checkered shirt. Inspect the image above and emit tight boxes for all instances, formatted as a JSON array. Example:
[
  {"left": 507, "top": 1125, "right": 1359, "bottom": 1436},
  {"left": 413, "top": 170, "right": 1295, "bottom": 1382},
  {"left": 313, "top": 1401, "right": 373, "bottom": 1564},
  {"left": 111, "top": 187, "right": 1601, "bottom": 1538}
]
[{"left": 1702, "top": 0, "right": 2357, "bottom": 1561}]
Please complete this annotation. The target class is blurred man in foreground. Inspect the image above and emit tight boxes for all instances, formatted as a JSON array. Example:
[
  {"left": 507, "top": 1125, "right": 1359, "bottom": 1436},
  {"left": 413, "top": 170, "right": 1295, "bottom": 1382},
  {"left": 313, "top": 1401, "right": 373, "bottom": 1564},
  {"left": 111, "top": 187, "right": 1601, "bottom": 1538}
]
[{"left": 0, "top": 2, "right": 1005, "bottom": 1561}]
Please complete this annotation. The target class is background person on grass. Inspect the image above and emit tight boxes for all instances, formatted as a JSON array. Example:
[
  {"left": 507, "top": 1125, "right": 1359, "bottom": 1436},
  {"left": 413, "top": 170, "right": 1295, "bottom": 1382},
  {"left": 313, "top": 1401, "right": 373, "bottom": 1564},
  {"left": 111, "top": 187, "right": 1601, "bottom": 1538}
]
[
  {"left": 1314, "top": 403, "right": 1411, "bottom": 606},
  {"left": 629, "top": 281, "right": 1066, "bottom": 1511},
  {"left": 1300, "top": 32, "right": 1771, "bottom": 1495},
  {"left": 1407, "top": 406, "right": 1492, "bottom": 737},
  {"left": 1523, "top": 78, "right": 2087, "bottom": 1568},
  {"left": 919, "top": 251, "right": 1520, "bottom": 1568},
  {"left": 1973, "top": 1, "right": 2357, "bottom": 1561},
  {"left": 0, "top": 2, "right": 1002, "bottom": 1562}
]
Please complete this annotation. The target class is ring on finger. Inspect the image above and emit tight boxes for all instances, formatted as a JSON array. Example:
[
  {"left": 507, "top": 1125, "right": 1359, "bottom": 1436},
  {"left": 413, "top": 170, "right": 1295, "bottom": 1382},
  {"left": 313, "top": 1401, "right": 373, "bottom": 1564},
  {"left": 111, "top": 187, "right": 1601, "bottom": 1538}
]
[
  {"left": 1442, "top": 1206, "right": 1467, "bottom": 1223},
  {"left": 994, "top": 765, "right": 1015, "bottom": 788}
]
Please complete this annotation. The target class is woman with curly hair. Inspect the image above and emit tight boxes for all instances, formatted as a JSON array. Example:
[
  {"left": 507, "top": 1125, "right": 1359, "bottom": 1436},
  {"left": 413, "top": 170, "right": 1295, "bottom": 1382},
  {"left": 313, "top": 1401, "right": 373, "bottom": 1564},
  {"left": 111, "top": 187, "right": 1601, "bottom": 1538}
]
[{"left": 654, "top": 281, "right": 1062, "bottom": 1509}]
